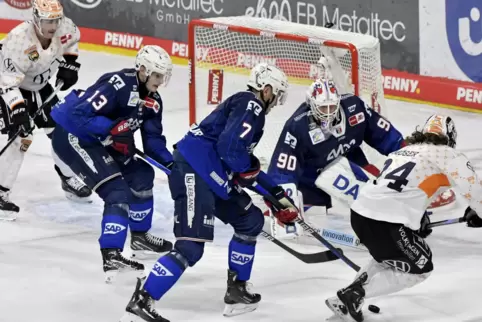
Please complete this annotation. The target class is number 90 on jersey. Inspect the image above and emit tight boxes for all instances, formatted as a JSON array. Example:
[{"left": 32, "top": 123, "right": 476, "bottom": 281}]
[{"left": 277, "top": 153, "right": 297, "bottom": 171}]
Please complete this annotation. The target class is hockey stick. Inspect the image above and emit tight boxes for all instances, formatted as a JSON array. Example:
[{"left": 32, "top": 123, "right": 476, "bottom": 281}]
[
  {"left": 0, "top": 81, "right": 64, "bottom": 157},
  {"left": 136, "top": 151, "right": 339, "bottom": 264},
  {"left": 134, "top": 148, "right": 172, "bottom": 174},
  {"left": 428, "top": 216, "right": 466, "bottom": 228},
  {"left": 253, "top": 181, "right": 360, "bottom": 271}
]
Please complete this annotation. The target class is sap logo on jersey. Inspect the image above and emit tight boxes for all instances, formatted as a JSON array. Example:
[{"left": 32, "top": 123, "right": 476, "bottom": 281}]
[
  {"left": 129, "top": 209, "right": 152, "bottom": 222},
  {"left": 332, "top": 174, "right": 359, "bottom": 200},
  {"left": 151, "top": 262, "right": 174, "bottom": 277},
  {"left": 446, "top": 0, "right": 482, "bottom": 82},
  {"left": 103, "top": 223, "right": 127, "bottom": 235},
  {"left": 231, "top": 251, "right": 254, "bottom": 265}
]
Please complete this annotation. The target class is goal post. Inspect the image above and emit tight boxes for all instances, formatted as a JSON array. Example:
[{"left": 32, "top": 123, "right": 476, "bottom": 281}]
[{"left": 188, "top": 16, "right": 385, "bottom": 166}]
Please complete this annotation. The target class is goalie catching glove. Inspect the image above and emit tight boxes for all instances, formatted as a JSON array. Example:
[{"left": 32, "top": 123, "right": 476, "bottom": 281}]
[{"left": 264, "top": 185, "right": 299, "bottom": 224}]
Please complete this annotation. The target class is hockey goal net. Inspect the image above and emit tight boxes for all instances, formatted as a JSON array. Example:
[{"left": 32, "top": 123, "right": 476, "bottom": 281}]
[{"left": 188, "top": 16, "right": 385, "bottom": 167}]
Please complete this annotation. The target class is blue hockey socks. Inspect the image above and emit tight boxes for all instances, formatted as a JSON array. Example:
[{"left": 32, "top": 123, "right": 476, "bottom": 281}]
[
  {"left": 228, "top": 238, "right": 256, "bottom": 281},
  {"left": 143, "top": 253, "right": 186, "bottom": 300},
  {"left": 99, "top": 204, "right": 129, "bottom": 249},
  {"left": 129, "top": 195, "right": 153, "bottom": 232}
]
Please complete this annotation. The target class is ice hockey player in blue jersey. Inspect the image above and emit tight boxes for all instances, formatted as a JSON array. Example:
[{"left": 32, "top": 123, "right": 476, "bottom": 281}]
[
  {"left": 121, "top": 63, "right": 298, "bottom": 322},
  {"left": 267, "top": 78, "right": 405, "bottom": 211},
  {"left": 50, "top": 45, "right": 174, "bottom": 281}
]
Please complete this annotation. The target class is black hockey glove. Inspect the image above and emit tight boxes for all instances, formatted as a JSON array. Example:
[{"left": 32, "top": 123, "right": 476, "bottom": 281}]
[
  {"left": 56, "top": 56, "right": 80, "bottom": 91},
  {"left": 234, "top": 154, "right": 261, "bottom": 188},
  {"left": 102, "top": 120, "right": 135, "bottom": 156},
  {"left": 10, "top": 102, "right": 32, "bottom": 137},
  {"left": 417, "top": 211, "right": 433, "bottom": 238},
  {"left": 463, "top": 207, "right": 482, "bottom": 228},
  {"left": 264, "top": 186, "right": 298, "bottom": 225}
]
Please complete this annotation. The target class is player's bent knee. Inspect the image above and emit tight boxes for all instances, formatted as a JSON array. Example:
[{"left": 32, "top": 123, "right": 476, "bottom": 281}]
[
  {"left": 130, "top": 188, "right": 153, "bottom": 200},
  {"left": 174, "top": 240, "right": 205, "bottom": 267},
  {"left": 130, "top": 161, "right": 155, "bottom": 191},
  {"left": 97, "top": 177, "right": 131, "bottom": 205},
  {"left": 233, "top": 207, "right": 264, "bottom": 239}
]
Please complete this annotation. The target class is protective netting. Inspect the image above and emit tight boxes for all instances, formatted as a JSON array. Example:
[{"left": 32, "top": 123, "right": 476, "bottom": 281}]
[{"left": 190, "top": 16, "right": 385, "bottom": 167}]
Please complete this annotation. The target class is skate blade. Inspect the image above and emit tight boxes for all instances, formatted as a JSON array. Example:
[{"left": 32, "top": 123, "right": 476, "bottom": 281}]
[
  {"left": 105, "top": 268, "right": 146, "bottom": 284},
  {"left": 325, "top": 297, "right": 357, "bottom": 322},
  {"left": 65, "top": 192, "right": 93, "bottom": 204},
  {"left": 131, "top": 250, "right": 169, "bottom": 260},
  {"left": 223, "top": 302, "right": 258, "bottom": 317},
  {"left": 119, "top": 312, "right": 141, "bottom": 322},
  {"left": 0, "top": 210, "right": 18, "bottom": 221}
]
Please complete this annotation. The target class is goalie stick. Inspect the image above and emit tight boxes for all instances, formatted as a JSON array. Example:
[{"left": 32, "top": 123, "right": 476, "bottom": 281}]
[
  {"left": 0, "top": 81, "right": 64, "bottom": 157},
  {"left": 135, "top": 150, "right": 340, "bottom": 264}
]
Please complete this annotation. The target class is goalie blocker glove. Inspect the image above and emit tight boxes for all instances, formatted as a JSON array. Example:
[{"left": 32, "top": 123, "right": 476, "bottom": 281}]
[{"left": 264, "top": 185, "right": 298, "bottom": 224}]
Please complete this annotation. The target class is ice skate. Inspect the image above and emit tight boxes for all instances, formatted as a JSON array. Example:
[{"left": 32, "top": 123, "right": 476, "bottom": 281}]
[
  {"left": 223, "top": 269, "right": 261, "bottom": 317},
  {"left": 0, "top": 191, "right": 19, "bottom": 221},
  {"left": 101, "top": 248, "right": 145, "bottom": 284},
  {"left": 325, "top": 272, "right": 367, "bottom": 322},
  {"left": 120, "top": 278, "right": 170, "bottom": 322},
  {"left": 130, "top": 231, "right": 173, "bottom": 259},
  {"left": 55, "top": 165, "right": 92, "bottom": 203}
]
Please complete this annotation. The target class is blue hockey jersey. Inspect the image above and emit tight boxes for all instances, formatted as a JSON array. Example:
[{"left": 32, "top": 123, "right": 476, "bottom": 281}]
[
  {"left": 51, "top": 68, "right": 172, "bottom": 165},
  {"left": 267, "top": 94, "right": 404, "bottom": 187},
  {"left": 176, "top": 91, "right": 269, "bottom": 199}
]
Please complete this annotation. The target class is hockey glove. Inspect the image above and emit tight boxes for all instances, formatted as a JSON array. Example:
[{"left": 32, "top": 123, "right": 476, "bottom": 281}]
[
  {"left": 463, "top": 207, "right": 482, "bottom": 228},
  {"left": 234, "top": 154, "right": 261, "bottom": 188},
  {"left": 264, "top": 185, "right": 298, "bottom": 225},
  {"left": 103, "top": 120, "right": 134, "bottom": 156},
  {"left": 56, "top": 57, "right": 80, "bottom": 91},
  {"left": 417, "top": 211, "right": 433, "bottom": 238},
  {"left": 10, "top": 102, "right": 33, "bottom": 137}
]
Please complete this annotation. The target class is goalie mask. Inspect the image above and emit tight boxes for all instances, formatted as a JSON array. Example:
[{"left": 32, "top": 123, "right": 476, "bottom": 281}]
[
  {"left": 422, "top": 114, "right": 457, "bottom": 148},
  {"left": 135, "top": 45, "right": 173, "bottom": 88},
  {"left": 32, "top": 0, "right": 64, "bottom": 39},
  {"left": 247, "top": 63, "right": 289, "bottom": 113},
  {"left": 306, "top": 78, "right": 341, "bottom": 129}
]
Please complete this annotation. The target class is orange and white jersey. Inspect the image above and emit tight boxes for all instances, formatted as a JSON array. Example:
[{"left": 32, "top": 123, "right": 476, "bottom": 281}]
[
  {"left": 0, "top": 17, "right": 79, "bottom": 98},
  {"left": 352, "top": 143, "right": 482, "bottom": 231}
]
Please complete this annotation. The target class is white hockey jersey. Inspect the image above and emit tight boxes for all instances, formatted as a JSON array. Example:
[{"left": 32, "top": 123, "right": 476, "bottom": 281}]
[
  {"left": 0, "top": 17, "right": 79, "bottom": 107},
  {"left": 352, "top": 143, "right": 482, "bottom": 231}
]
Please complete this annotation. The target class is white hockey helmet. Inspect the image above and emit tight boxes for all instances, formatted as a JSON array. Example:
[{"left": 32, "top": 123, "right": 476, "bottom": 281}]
[
  {"left": 247, "top": 63, "right": 289, "bottom": 108},
  {"left": 422, "top": 114, "right": 457, "bottom": 148},
  {"left": 32, "top": 0, "right": 64, "bottom": 35},
  {"left": 135, "top": 45, "right": 173, "bottom": 86},
  {"left": 306, "top": 78, "right": 341, "bottom": 127}
]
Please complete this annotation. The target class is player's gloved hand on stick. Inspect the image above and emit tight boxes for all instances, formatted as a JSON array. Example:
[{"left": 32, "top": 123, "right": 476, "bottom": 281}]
[
  {"left": 264, "top": 185, "right": 298, "bottom": 225},
  {"left": 464, "top": 207, "right": 482, "bottom": 228},
  {"left": 102, "top": 120, "right": 134, "bottom": 156},
  {"left": 56, "top": 57, "right": 80, "bottom": 91},
  {"left": 417, "top": 211, "right": 433, "bottom": 238},
  {"left": 11, "top": 101, "right": 33, "bottom": 137},
  {"left": 234, "top": 154, "right": 261, "bottom": 187}
]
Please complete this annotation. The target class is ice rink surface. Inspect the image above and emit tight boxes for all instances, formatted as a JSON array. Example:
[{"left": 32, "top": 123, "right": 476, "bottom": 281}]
[{"left": 1, "top": 51, "right": 482, "bottom": 322}]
